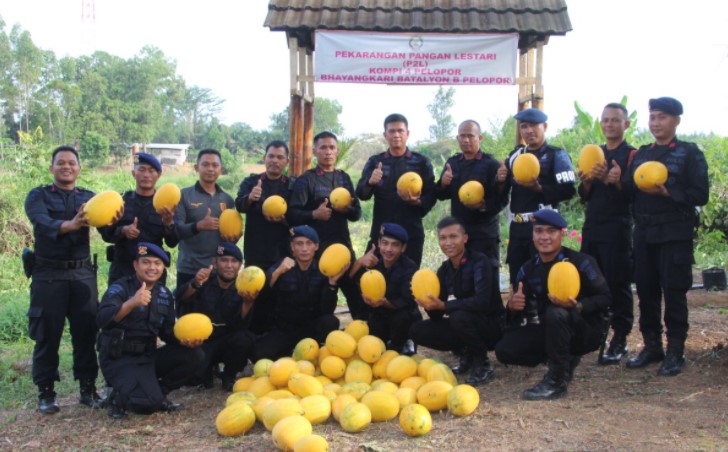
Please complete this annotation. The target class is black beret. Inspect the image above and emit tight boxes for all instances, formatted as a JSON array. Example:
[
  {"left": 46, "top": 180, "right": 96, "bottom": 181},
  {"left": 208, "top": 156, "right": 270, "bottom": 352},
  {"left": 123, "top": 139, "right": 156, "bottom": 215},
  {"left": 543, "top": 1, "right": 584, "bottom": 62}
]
[
  {"left": 531, "top": 209, "right": 567, "bottom": 229},
  {"left": 134, "top": 153, "right": 162, "bottom": 172},
  {"left": 514, "top": 108, "right": 548, "bottom": 124},
  {"left": 290, "top": 225, "right": 320, "bottom": 243},
  {"left": 135, "top": 242, "right": 169, "bottom": 266},
  {"left": 649, "top": 97, "right": 683, "bottom": 116},
  {"left": 216, "top": 242, "right": 242, "bottom": 261},
  {"left": 379, "top": 222, "right": 408, "bottom": 244}
]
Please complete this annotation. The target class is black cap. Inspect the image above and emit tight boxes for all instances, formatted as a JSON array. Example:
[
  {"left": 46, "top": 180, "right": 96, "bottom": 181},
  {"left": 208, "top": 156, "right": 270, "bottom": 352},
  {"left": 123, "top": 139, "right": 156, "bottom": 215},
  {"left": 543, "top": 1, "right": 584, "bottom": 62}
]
[
  {"left": 216, "top": 242, "right": 242, "bottom": 261},
  {"left": 379, "top": 223, "right": 408, "bottom": 244},
  {"left": 290, "top": 225, "right": 320, "bottom": 243},
  {"left": 649, "top": 97, "right": 683, "bottom": 116},
  {"left": 531, "top": 209, "right": 567, "bottom": 229},
  {"left": 514, "top": 108, "right": 548, "bottom": 123},
  {"left": 135, "top": 242, "right": 169, "bottom": 266},
  {"left": 134, "top": 153, "right": 162, "bottom": 172}
]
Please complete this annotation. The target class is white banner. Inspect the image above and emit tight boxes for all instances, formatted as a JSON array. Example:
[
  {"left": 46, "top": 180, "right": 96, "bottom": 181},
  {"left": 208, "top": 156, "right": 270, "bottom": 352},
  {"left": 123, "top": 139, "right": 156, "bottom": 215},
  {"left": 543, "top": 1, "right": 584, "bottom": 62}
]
[{"left": 315, "top": 31, "right": 518, "bottom": 85}]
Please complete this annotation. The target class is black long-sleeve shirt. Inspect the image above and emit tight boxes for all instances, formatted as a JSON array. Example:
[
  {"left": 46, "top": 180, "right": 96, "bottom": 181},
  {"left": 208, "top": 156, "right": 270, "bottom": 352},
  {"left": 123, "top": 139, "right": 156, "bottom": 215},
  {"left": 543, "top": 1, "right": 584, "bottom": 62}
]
[{"left": 352, "top": 252, "right": 418, "bottom": 313}]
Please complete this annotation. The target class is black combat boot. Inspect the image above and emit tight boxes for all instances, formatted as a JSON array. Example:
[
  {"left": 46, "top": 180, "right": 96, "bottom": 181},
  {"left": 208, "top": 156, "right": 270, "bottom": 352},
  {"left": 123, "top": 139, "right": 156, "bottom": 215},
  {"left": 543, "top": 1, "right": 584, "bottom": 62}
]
[
  {"left": 399, "top": 339, "right": 417, "bottom": 356},
  {"left": 106, "top": 389, "right": 127, "bottom": 420},
  {"left": 159, "top": 384, "right": 183, "bottom": 412},
  {"left": 221, "top": 371, "right": 236, "bottom": 392},
  {"left": 79, "top": 379, "right": 104, "bottom": 408},
  {"left": 658, "top": 340, "right": 685, "bottom": 377},
  {"left": 451, "top": 352, "right": 473, "bottom": 375},
  {"left": 466, "top": 354, "right": 495, "bottom": 386},
  {"left": 523, "top": 370, "right": 568, "bottom": 401},
  {"left": 565, "top": 356, "right": 581, "bottom": 383},
  {"left": 600, "top": 332, "right": 628, "bottom": 365},
  {"left": 37, "top": 385, "right": 60, "bottom": 414},
  {"left": 626, "top": 333, "right": 665, "bottom": 369}
]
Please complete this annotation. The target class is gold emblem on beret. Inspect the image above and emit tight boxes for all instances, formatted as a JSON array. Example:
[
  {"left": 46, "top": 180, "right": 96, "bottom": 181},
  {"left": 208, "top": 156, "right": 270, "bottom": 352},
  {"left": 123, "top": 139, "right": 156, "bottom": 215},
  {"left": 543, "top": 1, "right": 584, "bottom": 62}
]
[
  {"left": 217, "top": 246, "right": 224, "bottom": 255},
  {"left": 138, "top": 245, "right": 148, "bottom": 256}
]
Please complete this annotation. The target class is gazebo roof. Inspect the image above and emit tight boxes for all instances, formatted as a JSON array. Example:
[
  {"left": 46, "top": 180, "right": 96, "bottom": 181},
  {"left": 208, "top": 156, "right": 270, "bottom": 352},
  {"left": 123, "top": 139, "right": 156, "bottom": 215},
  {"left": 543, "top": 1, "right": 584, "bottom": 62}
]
[{"left": 264, "top": 0, "right": 572, "bottom": 49}]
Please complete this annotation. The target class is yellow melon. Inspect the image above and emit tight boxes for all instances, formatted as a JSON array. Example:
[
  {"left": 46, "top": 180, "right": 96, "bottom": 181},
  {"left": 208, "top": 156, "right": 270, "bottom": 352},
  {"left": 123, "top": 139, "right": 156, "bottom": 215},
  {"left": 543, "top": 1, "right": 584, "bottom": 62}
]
[
  {"left": 320, "top": 355, "right": 347, "bottom": 380},
  {"left": 386, "top": 355, "right": 418, "bottom": 383},
  {"left": 325, "top": 330, "right": 357, "bottom": 359},
  {"left": 396, "top": 171, "right": 423, "bottom": 196},
  {"left": 215, "top": 402, "right": 256, "bottom": 437},
  {"left": 292, "top": 338, "right": 319, "bottom": 362},
  {"left": 83, "top": 190, "right": 124, "bottom": 227},
  {"left": 233, "top": 376, "right": 255, "bottom": 393},
  {"left": 547, "top": 261, "right": 581, "bottom": 303},
  {"left": 426, "top": 363, "right": 458, "bottom": 386},
  {"left": 219, "top": 209, "right": 243, "bottom": 238},
  {"left": 339, "top": 402, "right": 371, "bottom": 433},
  {"left": 447, "top": 384, "right": 480, "bottom": 417},
  {"left": 152, "top": 182, "right": 181, "bottom": 213},
  {"left": 266, "top": 389, "right": 295, "bottom": 400},
  {"left": 269, "top": 358, "right": 299, "bottom": 387},
  {"left": 634, "top": 161, "right": 668, "bottom": 190},
  {"left": 235, "top": 265, "right": 266, "bottom": 298},
  {"left": 253, "top": 358, "right": 274, "bottom": 378},
  {"left": 345, "top": 359, "right": 373, "bottom": 385},
  {"left": 357, "top": 335, "right": 386, "bottom": 364},
  {"left": 262, "top": 398, "right": 305, "bottom": 431},
  {"left": 248, "top": 376, "right": 276, "bottom": 398},
  {"left": 372, "top": 350, "right": 400, "bottom": 379},
  {"left": 293, "top": 434, "right": 329, "bottom": 452},
  {"left": 263, "top": 194, "right": 287, "bottom": 218},
  {"left": 296, "top": 360, "right": 316, "bottom": 376},
  {"left": 288, "top": 373, "right": 323, "bottom": 398},
  {"left": 338, "top": 381, "right": 371, "bottom": 400},
  {"left": 319, "top": 243, "right": 351, "bottom": 277},
  {"left": 394, "top": 387, "right": 418, "bottom": 406},
  {"left": 458, "top": 180, "right": 485, "bottom": 207},
  {"left": 359, "top": 269, "right": 386, "bottom": 301},
  {"left": 416, "top": 380, "right": 453, "bottom": 412},
  {"left": 417, "top": 358, "right": 440, "bottom": 379},
  {"left": 577, "top": 144, "right": 605, "bottom": 176},
  {"left": 225, "top": 391, "right": 256, "bottom": 407},
  {"left": 331, "top": 393, "right": 357, "bottom": 422},
  {"left": 512, "top": 153, "right": 541, "bottom": 184},
  {"left": 361, "top": 390, "right": 400, "bottom": 422},
  {"left": 272, "top": 414, "right": 312, "bottom": 451},
  {"left": 329, "top": 187, "right": 352, "bottom": 211},
  {"left": 299, "top": 394, "right": 331, "bottom": 425},
  {"left": 253, "top": 396, "right": 275, "bottom": 421},
  {"left": 173, "top": 313, "right": 213, "bottom": 342},
  {"left": 370, "top": 380, "right": 399, "bottom": 394},
  {"left": 317, "top": 345, "right": 332, "bottom": 366},
  {"left": 399, "top": 376, "right": 427, "bottom": 392},
  {"left": 344, "top": 320, "right": 369, "bottom": 341},
  {"left": 411, "top": 269, "right": 440, "bottom": 305},
  {"left": 399, "top": 403, "right": 432, "bottom": 437}
]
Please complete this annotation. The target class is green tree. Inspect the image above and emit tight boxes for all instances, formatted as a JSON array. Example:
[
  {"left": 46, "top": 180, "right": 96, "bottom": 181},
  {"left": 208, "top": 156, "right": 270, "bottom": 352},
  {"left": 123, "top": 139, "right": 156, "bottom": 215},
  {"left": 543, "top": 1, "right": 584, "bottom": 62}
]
[
  {"left": 269, "top": 97, "right": 345, "bottom": 138},
  {"left": 10, "top": 25, "right": 43, "bottom": 133},
  {"left": 427, "top": 86, "right": 455, "bottom": 141},
  {"left": 80, "top": 130, "right": 110, "bottom": 167}
]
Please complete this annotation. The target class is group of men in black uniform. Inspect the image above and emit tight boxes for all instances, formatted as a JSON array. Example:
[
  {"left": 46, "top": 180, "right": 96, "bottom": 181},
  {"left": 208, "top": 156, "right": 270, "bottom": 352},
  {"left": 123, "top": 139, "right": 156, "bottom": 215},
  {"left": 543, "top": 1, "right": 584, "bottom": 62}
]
[{"left": 24, "top": 97, "right": 710, "bottom": 418}]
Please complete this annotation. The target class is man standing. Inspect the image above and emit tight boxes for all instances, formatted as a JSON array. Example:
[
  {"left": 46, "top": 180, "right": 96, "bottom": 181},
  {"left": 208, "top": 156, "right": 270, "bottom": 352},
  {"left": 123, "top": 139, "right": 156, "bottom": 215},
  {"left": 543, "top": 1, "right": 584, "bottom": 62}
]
[
  {"left": 174, "top": 149, "right": 235, "bottom": 298},
  {"left": 503, "top": 108, "right": 576, "bottom": 287},
  {"left": 577, "top": 103, "right": 636, "bottom": 365},
  {"left": 100, "top": 153, "right": 178, "bottom": 285},
  {"left": 436, "top": 120, "right": 509, "bottom": 261},
  {"left": 349, "top": 223, "right": 421, "bottom": 355},
  {"left": 253, "top": 226, "right": 348, "bottom": 360},
  {"left": 288, "top": 131, "right": 364, "bottom": 319},
  {"left": 626, "top": 97, "right": 709, "bottom": 376},
  {"left": 24, "top": 145, "right": 117, "bottom": 413},
  {"left": 174, "top": 242, "right": 255, "bottom": 391},
  {"left": 356, "top": 113, "right": 437, "bottom": 266},
  {"left": 495, "top": 210, "right": 611, "bottom": 400},
  {"left": 236, "top": 141, "right": 293, "bottom": 333},
  {"left": 409, "top": 217, "right": 504, "bottom": 385},
  {"left": 97, "top": 243, "right": 205, "bottom": 419}
]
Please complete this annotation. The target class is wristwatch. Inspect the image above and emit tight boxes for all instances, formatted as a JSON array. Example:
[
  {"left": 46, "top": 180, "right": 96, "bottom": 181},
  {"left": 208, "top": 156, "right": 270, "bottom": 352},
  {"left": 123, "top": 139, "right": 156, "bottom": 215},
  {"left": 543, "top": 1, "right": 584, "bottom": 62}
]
[{"left": 191, "top": 281, "right": 201, "bottom": 290}]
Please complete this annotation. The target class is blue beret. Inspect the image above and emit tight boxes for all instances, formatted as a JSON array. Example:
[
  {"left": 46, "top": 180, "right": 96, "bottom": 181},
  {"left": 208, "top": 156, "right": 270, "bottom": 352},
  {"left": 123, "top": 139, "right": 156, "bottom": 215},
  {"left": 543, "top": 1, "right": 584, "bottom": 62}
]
[
  {"left": 133, "top": 153, "right": 162, "bottom": 172},
  {"left": 216, "top": 242, "right": 242, "bottom": 261},
  {"left": 514, "top": 108, "right": 548, "bottom": 124},
  {"left": 649, "top": 97, "right": 683, "bottom": 116},
  {"left": 379, "top": 222, "right": 408, "bottom": 244},
  {"left": 531, "top": 209, "right": 567, "bottom": 229},
  {"left": 290, "top": 225, "right": 320, "bottom": 243},
  {"left": 135, "top": 242, "right": 169, "bottom": 266}
]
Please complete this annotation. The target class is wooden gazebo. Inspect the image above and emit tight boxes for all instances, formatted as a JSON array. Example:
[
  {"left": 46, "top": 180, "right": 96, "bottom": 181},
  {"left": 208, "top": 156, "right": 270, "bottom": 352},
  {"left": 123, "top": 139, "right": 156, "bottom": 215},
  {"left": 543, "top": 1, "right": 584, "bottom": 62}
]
[{"left": 264, "top": 0, "right": 572, "bottom": 175}]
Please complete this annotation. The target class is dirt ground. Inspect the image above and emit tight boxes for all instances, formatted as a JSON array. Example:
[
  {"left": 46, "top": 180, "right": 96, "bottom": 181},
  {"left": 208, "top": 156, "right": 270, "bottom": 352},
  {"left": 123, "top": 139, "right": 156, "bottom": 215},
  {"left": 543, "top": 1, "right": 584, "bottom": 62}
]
[{"left": 2, "top": 289, "right": 727, "bottom": 451}]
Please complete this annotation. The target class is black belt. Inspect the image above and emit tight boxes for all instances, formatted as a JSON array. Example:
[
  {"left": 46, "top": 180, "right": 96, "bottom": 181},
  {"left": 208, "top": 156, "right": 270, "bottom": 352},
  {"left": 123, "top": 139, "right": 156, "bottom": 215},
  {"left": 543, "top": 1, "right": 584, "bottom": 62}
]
[
  {"left": 635, "top": 210, "right": 692, "bottom": 226},
  {"left": 35, "top": 256, "right": 90, "bottom": 269},
  {"left": 121, "top": 339, "right": 157, "bottom": 354}
]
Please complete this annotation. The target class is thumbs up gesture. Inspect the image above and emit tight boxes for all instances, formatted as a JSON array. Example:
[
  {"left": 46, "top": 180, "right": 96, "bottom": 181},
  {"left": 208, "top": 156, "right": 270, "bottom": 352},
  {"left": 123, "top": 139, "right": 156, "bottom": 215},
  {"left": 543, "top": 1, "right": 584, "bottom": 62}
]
[
  {"left": 250, "top": 178, "right": 263, "bottom": 202},
  {"left": 606, "top": 159, "right": 622, "bottom": 185},
  {"left": 134, "top": 282, "right": 151, "bottom": 308},
  {"left": 197, "top": 208, "right": 219, "bottom": 231},
  {"left": 358, "top": 243, "right": 379, "bottom": 268},
  {"left": 497, "top": 160, "right": 508, "bottom": 184},
  {"left": 369, "top": 162, "right": 384, "bottom": 186},
  {"left": 123, "top": 217, "right": 140, "bottom": 239},
  {"left": 312, "top": 198, "right": 332, "bottom": 221},
  {"left": 441, "top": 163, "right": 454, "bottom": 187},
  {"left": 508, "top": 282, "right": 526, "bottom": 311},
  {"left": 194, "top": 264, "right": 214, "bottom": 288}
]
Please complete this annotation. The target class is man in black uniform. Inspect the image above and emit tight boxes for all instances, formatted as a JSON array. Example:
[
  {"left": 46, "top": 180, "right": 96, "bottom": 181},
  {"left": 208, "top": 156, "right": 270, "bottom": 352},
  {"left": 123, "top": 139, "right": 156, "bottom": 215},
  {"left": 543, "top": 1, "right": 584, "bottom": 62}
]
[
  {"left": 236, "top": 141, "right": 293, "bottom": 334},
  {"left": 409, "top": 217, "right": 504, "bottom": 385},
  {"left": 97, "top": 243, "right": 205, "bottom": 419},
  {"left": 495, "top": 210, "right": 611, "bottom": 400},
  {"left": 349, "top": 223, "right": 421, "bottom": 355},
  {"left": 436, "top": 120, "right": 509, "bottom": 261},
  {"left": 288, "top": 131, "right": 365, "bottom": 319},
  {"left": 577, "top": 103, "right": 637, "bottom": 365},
  {"left": 24, "top": 145, "right": 118, "bottom": 413},
  {"left": 625, "top": 97, "right": 709, "bottom": 376},
  {"left": 356, "top": 113, "right": 437, "bottom": 266},
  {"left": 253, "top": 226, "right": 349, "bottom": 360},
  {"left": 503, "top": 108, "right": 576, "bottom": 287},
  {"left": 100, "top": 153, "right": 178, "bottom": 285},
  {"left": 174, "top": 242, "right": 255, "bottom": 391}
]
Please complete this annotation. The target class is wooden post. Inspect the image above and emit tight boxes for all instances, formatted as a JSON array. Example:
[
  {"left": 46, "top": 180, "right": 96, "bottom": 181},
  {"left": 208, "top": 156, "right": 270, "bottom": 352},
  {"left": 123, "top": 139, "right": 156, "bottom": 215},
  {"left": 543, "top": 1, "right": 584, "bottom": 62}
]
[
  {"left": 534, "top": 40, "right": 545, "bottom": 111},
  {"left": 288, "top": 36, "right": 304, "bottom": 176}
]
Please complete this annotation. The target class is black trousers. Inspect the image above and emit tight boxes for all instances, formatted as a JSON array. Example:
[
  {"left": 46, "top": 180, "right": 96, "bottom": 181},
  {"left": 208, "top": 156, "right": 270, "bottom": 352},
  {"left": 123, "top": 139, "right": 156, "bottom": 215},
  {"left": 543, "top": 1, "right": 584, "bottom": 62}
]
[
  {"left": 409, "top": 311, "right": 503, "bottom": 355},
  {"left": 253, "top": 314, "right": 340, "bottom": 361},
  {"left": 633, "top": 238, "right": 693, "bottom": 342},
  {"left": 27, "top": 265, "right": 98, "bottom": 387},
  {"left": 495, "top": 306, "right": 604, "bottom": 377},
  {"left": 368, "top": 308, "right": 422, "bottom": 350},
  {"left": 99, "top": 342, "right": 204, "bottom": 414},
  {"left": 199, "top": 330, "right": 256, "bottom": 377},
  {"left": 506, "top": 235, "right": 537, "bottom": 289},
  {"left": 467, "top": 237, "right": 500, "bottom": 262},
  {"left": 338, "top": 271, "right": 369, "bottom": 321},
  {"left": 580, "top": 239, "right": 634, "bottom": 336}
]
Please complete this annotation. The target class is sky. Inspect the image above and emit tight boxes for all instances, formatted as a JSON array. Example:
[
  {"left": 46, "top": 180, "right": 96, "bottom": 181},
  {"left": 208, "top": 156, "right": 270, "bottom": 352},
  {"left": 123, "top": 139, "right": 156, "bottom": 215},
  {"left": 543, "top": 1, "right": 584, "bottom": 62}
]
[{"left": 1, "top": 0, "right": 727, "bottom": 142}]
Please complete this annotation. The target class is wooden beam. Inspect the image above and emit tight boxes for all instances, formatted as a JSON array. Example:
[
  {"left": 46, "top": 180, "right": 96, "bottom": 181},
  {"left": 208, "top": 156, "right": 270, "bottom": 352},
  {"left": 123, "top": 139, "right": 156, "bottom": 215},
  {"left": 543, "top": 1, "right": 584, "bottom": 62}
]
[
  {"left": 288, "top": 37, "right": 300, "bottom": 96},
  {"left": 534, "top": 41, "right": 545, "bottom": 110},
  {"left": 303, "top": 99, "right": 314, "bottom": 171},
  {"left": 290, "top": 95, "right": 304, "bottom": 176}
]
